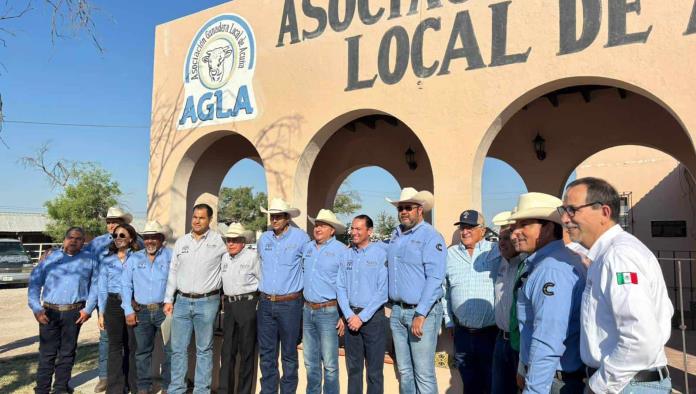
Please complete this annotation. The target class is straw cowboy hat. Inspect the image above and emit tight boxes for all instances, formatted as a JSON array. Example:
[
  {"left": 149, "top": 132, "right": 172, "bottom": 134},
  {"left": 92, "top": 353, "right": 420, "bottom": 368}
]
[
  {"left": 141, "top": 221, "right": 165, "bottom": 236},
  {"left": 385, "top": 187, "right": 435, "bottom": 212},
  {"left": 492, "top": 209, "right": 516, "bottom": 227},
  {"left": 509, "top": 193, "right": 563, "bottom": 225},
  {"left": 106, "top": 206, "right": 133, "bottom": 224},
  {"left": 309, "top": 209, "right": 346, "bottom": 234},
  {"left": 260, "top": 198, "right": 301, "bottom": 218},
  {"left": 223, "top": 222, "right": 254, "bottom": 242}
]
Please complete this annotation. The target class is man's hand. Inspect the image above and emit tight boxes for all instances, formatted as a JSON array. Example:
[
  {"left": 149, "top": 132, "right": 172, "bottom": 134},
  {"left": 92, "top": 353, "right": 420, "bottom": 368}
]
[
  {"left": 411, "top": 315, "right": 425, "bottom": 338},
  {"left": 163, "top": 303, "right": 173, "bottom": 316},
  {"left": 336, "top": 318, "right": 345, "bottom": 337},
  {"left": 516, "top": 373, "right": 525, "bottom": 390},
  {"left": 347, "top": 315, "right": 363, "bottom": 332},
  {"left": 75, "top": 310, "right": 91, "bottom": 324},
  {"left": 34, "top": 310, "right": 49, "bottom": 325},
  {"left": 125, "top": 313, "right": 138, "bottom": 326},
  {"left": 98, "top": 314, "right": 105, "bottom": 330}
]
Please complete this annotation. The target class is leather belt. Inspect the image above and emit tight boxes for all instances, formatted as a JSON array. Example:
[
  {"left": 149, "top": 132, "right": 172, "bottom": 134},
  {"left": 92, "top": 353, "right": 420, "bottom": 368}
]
[
  {"left": 587, "top": 366, "right": 669, "bottom": 383},
  {"left": 457, "top": 325, "right": 498, "bottom": 334},
  {"left": 178, "top": 289, "right": 221, "bottom": 299},
  {"left": 351, "top": 306, "right": 364, "bottom": 314},
  {"left": 260, "top": 291, "right": 302, "bottom": 302},
  {"left": 499, "top": 329, "right": 510, "bottom": 340},
  {"left": 108, "top": 292, "right": 122, "bottom": 301},
  {"left": 305, "top": 300, "right": 337, "bottom": 309},
  {"left": 43, "top": 301, "right": 85, "bottom": 312},
  {"left": 224, "top": 292, "right": 259, "bottom": 302},
  {"left": 390, "top": 300, "right": 417, "bottom": 309},
  {"left": 137, "top": 303, "right": 164, "bottom": 311}
]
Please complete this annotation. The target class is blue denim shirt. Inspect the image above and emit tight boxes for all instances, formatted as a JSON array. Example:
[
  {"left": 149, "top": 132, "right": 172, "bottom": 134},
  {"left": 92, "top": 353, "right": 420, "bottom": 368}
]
[
  {"left": 336, "top": 243, "right": 388, "bottom": 322},
  {"left": 98, "top": 250, "right": 133, "bottom": 311},
  {"left": 87, "top": 233, "right": 112, "bottom": 259},
  {"left": 27, "top": 249, "right": 99, "bottom": 314},
  {"left": 258, "top": 226, "right": 310, "bottom": 295},
  {"left": 301, "top": 237, "right": 345, "bottom": 303},
  {"left": 121, "top": 247, "right": 172, "bottom": 315},
  {"left": 518, "top": 240, "right": 586, "bottom": 394},
  {"left": 387, "top": 221, "right": 447, "bottom": 316}
]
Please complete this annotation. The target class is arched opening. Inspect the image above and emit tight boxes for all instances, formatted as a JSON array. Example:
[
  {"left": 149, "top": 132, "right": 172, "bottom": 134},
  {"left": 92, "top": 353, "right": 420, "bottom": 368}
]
[
  {"left": 299, "top": 113, "right": 435, "bottom": 230},
  {"left": 481, "top": 158, "right": 528, "bottom": 224},
  {"left": 217, "top": 158, "right": 268, "bottom": 240},
  {"left": 170, "top": 131, "right": 266, "bottom": 237}
]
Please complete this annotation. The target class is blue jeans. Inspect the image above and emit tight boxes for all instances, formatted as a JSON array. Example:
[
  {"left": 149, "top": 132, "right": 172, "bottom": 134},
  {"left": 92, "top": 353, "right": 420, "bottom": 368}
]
[
  {"left": 98, "top": 328, "right": 108, "bottom": 379},
  {"left": 453, "top": 325, "right": 497, "bottom": 394},
  {"left": 618, "top": 377, "right": 671, "bottom": 393},
  {"left": 168, "top": 294, "right": 219, "bottom": 394},
  {"left": 133, "top": 307, "right": 171, "bottom": 391},
  {"left": 491, "top": 331, "right": 518, "bottom": 394},
  {"left": 257, "top": 296, "right": 303, "bottom": 394},
  {"left": 302, "top": 304, "right": 340, "bottom": 394},
  {"left": 390, "top": 302, "right": 443, "bottom": 394}
]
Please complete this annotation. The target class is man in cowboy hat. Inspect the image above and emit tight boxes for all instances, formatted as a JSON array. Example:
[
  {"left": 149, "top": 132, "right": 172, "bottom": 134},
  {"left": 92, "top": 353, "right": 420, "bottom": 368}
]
[
  {"left": 218, "top": 223, "right": 260, "bottom": 394},
  {"left": 163, "top": 203, "right": 227, "bottom": 394},
  {"left": 442, "top": 209, "right": 501, "bottom": 394},
  {"left": 121, "top": 221, "right": 173, "bottom": 394},
  {"left": 561, "top": 177, "right": 673, "bottom": 393},
  {"left": 384, "top": 187, "right": 446, "bottom": 394},
  {"left": 336, "top": 214, "right": 388, "bottom": 394},
  {"left": 87, "top": 206, "right": 134, "bottom": 393},
  {"left": 491, "top": 210, "right": 523, "bottom": 394},
  {"left": 509, "top": 193, "right": 586, "bottom": 394},
  {"left": 300, "top": 209, "right": 347, "bottom": 394},
  {"left": 257, "top": 198, "right": 310, "bottom": 394}
]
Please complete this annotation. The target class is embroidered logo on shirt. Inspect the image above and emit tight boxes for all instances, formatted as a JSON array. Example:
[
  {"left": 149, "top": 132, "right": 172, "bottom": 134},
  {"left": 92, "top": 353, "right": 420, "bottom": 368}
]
[
  {"left": 436, "top": 243, "right": 443, "bottom": 252},
  {"left": 542, "top": 282, "right": 555, "bottom": 296},
  {"left": 181, "top": 246, "right": 190, "bottom": 254},
  {"left": 616, "top": 272, "right": 638, "bottom": 285}
]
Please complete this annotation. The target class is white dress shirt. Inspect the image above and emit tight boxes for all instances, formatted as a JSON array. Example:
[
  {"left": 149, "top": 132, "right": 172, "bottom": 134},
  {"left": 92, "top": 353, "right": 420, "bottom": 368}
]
[
  {"left": 581, "top": 225, "right": 673, "bottom": 393},
  {"left": 164, "top": 230, "right": 226, "bottom": 302}
]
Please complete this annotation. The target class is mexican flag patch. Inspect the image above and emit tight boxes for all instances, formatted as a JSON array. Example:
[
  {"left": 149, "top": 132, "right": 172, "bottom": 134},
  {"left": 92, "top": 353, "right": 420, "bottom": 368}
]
[{"left": 616, "top": 272, "right": 638, "bottom": 285}]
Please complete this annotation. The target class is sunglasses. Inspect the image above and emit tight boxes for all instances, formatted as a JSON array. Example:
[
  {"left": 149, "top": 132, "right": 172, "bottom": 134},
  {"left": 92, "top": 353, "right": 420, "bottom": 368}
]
[
  {"left": 143, "top": 235, "right": 161, "bottom": 241},
  {"left": 397, "top": 205, "right": 418, "bottom": 212},
  {"left": 113, "top": 232, "right": 130, "bottom": 239}
]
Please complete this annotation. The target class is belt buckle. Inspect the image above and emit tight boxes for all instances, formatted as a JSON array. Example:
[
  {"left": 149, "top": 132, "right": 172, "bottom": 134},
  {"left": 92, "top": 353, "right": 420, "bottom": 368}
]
[
  {"left": 270, "top": 294, "right": 277, "bottom": 302},
  {"left": 503, "top": 331, "right": 510, "bottom": 340}
]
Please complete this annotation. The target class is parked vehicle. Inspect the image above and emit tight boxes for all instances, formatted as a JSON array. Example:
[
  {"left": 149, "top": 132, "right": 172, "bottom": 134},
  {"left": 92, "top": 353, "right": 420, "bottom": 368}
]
[{"left": 0, "top": 239, "right": 34, "bottom": 285}]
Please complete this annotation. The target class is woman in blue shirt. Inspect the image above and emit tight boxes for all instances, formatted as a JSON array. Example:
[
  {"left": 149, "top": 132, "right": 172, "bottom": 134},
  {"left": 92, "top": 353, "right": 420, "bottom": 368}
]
[{"left": 98, "top": 223, "right": 141, "bottom": 394}]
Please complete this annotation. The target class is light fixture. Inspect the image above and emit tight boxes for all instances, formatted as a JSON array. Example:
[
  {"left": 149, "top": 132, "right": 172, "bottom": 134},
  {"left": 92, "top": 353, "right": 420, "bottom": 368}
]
[
  {"left": 405, "top": 147, "right": 417, "bottom": 171},
  {"left": 533, "top": 133, "right": 546, "bottom": 161}
]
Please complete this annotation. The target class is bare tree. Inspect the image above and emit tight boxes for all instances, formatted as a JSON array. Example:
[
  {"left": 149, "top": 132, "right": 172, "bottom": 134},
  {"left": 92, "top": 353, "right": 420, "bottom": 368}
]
[{"left": 19, "top": 142, "right": 92, "bottom": 189}]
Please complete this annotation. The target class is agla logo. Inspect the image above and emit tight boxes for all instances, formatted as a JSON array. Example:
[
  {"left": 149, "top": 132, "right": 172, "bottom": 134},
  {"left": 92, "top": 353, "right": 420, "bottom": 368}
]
[{"left": 178, "top": 14, "right": 257, "bottom": 130}]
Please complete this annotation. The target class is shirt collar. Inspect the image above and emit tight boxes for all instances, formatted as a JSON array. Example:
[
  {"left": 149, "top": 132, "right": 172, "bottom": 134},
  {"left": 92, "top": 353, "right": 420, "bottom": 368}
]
[
  {"left": 397, "top": 220, "right": 425, "bottom": 236},
  {"left": 352, "top": 242, "right": 373, "bottom": 253},
  {"left": 586, "top": 224, "right": 623, "bottom": 262},
  {"left": 526, "top": 239, "right": 565, "bottom": 269},
  {"left": 272, "top": 226, "right": 292, "bottom": 241},
  {"left": 229, "top": 247, "right": 248, "bottom": 259},
  {"left": 314, "top": 236, "right": 336, "bottom": 248}
]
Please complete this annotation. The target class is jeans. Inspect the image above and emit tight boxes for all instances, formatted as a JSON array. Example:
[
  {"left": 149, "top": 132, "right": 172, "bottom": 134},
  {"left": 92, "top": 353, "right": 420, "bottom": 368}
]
[
  {"left": 617, "top": 377, "right": 672, "bottom": 393},
  {"left": 104, "top": 295, "right": 137, "bottom": 394},
  {"left": 257, "top": 296, "right": 303, "bottom": 394},
  {"left": 453, "top": 325, "right": 497, "bottom": 394},
  {"left": 35, "top": 308, "right": 82, "bottom": 394},
  {"left": 344, "top": 308, "right": 386, "bottom": 394},
  {"left": 98, "top": 327, "right": 108, "bottom": 380},
  {"left": 390, "top": 302, "right": 443, "bottom": 394},
  {"left": 491, "top": 331, "right": 519, "bottom": 394},
  {"left": 168, "top": 294, "right": 220, "bottom": 394},
  {"left": 133, "top": 306, "right": 171, "bottom": 391},
  {"left": 219, "top": 298, "right": 258, "bottom": 394},
  {"left": 302, "top": 304, "right": 340, "bottom": 394}
]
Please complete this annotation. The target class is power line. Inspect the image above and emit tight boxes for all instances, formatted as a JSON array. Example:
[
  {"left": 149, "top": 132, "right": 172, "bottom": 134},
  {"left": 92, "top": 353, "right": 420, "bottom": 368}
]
[{"left": 4, "top": 119, "right": 150, "bottom": 129}]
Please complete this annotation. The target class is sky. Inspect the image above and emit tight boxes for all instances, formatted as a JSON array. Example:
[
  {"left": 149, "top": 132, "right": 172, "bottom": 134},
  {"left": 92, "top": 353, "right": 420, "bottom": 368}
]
[{"left": 0, "top": 1, "right": 560, "bottom": 225}]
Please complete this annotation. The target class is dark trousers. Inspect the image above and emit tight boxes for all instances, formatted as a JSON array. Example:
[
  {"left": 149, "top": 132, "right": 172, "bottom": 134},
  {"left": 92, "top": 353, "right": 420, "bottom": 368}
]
[
  {"left": 344, "top": 308, "right": 386, "bottom": 394},
  {"left": 105, "top": 295, "right": 137, "bottom": 394},
  {"left": 257, "top": 296, "right": 302, "bottom": 394},
  {"left": 35, "top": 308, "right": 82, "bottom": 394},
  {"left": 491, "top": 331, "right": 519, "bottom": 394},
  {"left": 133, "top": 306, "right": 170, "bottom": 391},
  {"left": 453, "top": 325, "right": 498, "bottom": 394},
  {"left": 219, "top": 298, "right": 258, "bottom": 394}
]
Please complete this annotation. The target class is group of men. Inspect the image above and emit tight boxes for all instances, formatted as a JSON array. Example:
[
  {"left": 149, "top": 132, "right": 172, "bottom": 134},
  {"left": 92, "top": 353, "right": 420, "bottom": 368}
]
[{"left": 27, "top": 177, "right": 674, "bottom": 394}]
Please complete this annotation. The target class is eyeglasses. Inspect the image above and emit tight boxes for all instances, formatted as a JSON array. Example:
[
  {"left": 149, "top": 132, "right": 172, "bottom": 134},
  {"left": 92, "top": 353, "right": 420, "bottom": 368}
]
[
  {"left": 397, "top": 205, "right": 419, "bottom": 212},
  {"left": 270, "top": 215, "right": 287, "bottom": 221},
  {"left": 557, "top": 201, "right": 602, "bottom": 217},
  {"left": 142, "top": 235, "right": 161, "bottom": 241},
  {"left": 113, "top": 232, "right": 129, "bottom": 239},
  {"left": 106, "top": 220, "right": 120, "bottom": 225},
  {"left": 459, "top": 225, "right": 482, "bottom": 232}
]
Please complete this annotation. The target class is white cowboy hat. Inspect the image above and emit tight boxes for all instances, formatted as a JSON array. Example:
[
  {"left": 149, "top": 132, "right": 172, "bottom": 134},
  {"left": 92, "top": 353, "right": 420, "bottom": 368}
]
[
  {"left": 141, "top": 221, "right": 165, "bottom": 236},
  {"left": 223, "top": 222, "right": 254, "bottom": 242},
  {"left": 309, "top": 209, "right": 346, "bottom": 234},
  {"left": 385, "top": 187, "right": 434, "bottom": 212},
  {"left": 509, "top": 193, "right": 563, "bottom": 224},
  {"left": 492, "top": 211, "right": 514, "bottom": 227},
  {"left": 106, "top": 206, "right": 133, "bottom": 224},
  {"left": 260, "top": 198, "right": 301, "bottom": 218}
]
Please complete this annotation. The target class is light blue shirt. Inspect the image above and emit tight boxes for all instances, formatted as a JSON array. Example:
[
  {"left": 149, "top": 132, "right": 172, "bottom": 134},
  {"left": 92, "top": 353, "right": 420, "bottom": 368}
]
[
  {"left": 121, "top": 247, "right": 172, "bottom": 315},
  {"left": 337, "top": 243, "right": 388, "bottom": 322},
  {"left": 27, "top": 249, "right": 98, "bottom": 314},
  {"left": 258, "top": 226, "right": 310, "bottom": 295},
  {"left": 87, "top": 233, "right": 113, "bottom": 258},
  {"left": 387, "top": 221, "right": 447, "bottom": 316},
  {"left": 301, "top": 237, "right": 345, "bottom": 303},
  {"left": 517, "top": 240, "right": 586, "bottom": 394},
  {"left": 442, "top": 240, "right": 501, "bottom": 328},
  {"left": 98, "top": 250, "right": 133, "bottom": 311}
]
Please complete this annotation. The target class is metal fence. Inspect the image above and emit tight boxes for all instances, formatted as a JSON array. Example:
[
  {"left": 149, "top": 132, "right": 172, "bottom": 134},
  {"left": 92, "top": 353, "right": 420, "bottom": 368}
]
[{"left": 23, "top": 242, "right": 61, "bottom": 263}]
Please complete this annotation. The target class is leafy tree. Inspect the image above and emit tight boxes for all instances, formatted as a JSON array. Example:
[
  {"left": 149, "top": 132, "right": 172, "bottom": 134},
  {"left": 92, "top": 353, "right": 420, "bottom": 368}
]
[
  {"left": 218, "top": 186, "right": 268, "bottom": 232},
  {"left": 375, "top": 210, "right": 398, "bottom": 239},
  {"left": 332, "top": 189, "right": 362, "bottom": 216}
]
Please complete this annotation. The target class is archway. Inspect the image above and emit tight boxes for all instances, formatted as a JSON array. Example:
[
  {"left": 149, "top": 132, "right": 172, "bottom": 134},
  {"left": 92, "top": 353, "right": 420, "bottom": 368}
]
[
  {"left": 217, "top": 158, "right": 268, "bottom": 239},
  {"left": 481, "top": 158, "right": 528, "bottom": 225}
]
